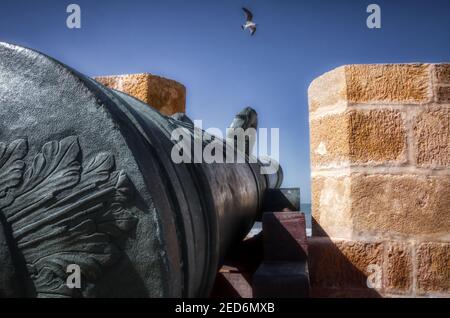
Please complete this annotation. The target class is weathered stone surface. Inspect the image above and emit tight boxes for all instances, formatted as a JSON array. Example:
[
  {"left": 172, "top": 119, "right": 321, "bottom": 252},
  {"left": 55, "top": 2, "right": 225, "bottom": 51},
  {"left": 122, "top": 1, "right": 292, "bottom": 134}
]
[
  {"left": 435, "top": 64, "right": 450, "bottom": 84},
  {"left": 308, "top": 238, "right": 383, "bottom": 291},
  {"left": 310, "top": 113, "right": 350, "bottom": 166},
  {"left": 308, "top": 65, "right": 432, "bottom": 113},
  {"left": 308, "top": 63, "right": 450, "bottom": 298},
  {"left": 311, "top": 176, "right": 352, "bottom": 238},
  {"left": 311, "top": 110, "right": 406, "bottom": 167},
  {"left": 417, "top": 242, "right": 450, "bottom": 294},
  {"left": 308, "top": 66, "right": 347, "bottom": 113},
  {"left": 312, "top": 174, "right": 450, "bottom": 238},
  {"left": 309, "top": 238, "right": 450, "bottom": 297},
  {"left": 348, "top": 110, "right": 406, "bottom": 163},
  {"left": 95, "top": 73, "right": 186, "bottom": 116},
  {"left": 345, "top": 64, "right": 431, "bottom": 104},
  {"left": 413, "top": 108, "right": 450, "bottom": 167},
  {"left": 437, "top": 86, "right": 450, "bottom": 103},
  {"left": 351, "top": 174, "right": 450, "bottom": 237},
  {"left": 384, "top": 242, "right": 413, "bottom": 294}
]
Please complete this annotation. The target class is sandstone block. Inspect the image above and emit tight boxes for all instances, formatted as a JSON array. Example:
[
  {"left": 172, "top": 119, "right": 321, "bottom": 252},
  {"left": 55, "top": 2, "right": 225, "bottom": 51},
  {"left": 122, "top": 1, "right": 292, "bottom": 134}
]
[
  {"left": 351, "top": 174, "right": 450, "bottom": 237},
  {"left": 435, "top": 64, "right": 450, "bottom": 84},
  {"left": 312, "top": 174, "right": 450, "bottom": 238},
  {"left": 311, "top": 176, "right": 352, "bottom": 238},
  {"left": 413, "top": 108, "right": 450, "bottom": 167},
  {"left": 308, "top": 66, "right": 347, "bottom": 113},
  {"left": 310, "top": 113, "right": 350, "bottom": 167},
  {"left": 310, "top": 110, "right": 406, "bottom": 167},
  {"left": 308, "top": 238, "right": 383, "bottom": 291},
  {"left": 95, "top": 73, "right": 186, "bottom": 116},
  {"left": 345, "top": 64, "right": 431, "bottom": 104},
  {"left": 383, "top": 242, "right": 413, "bottom": 294},
  {"left": 417, "top": 242, "right": 450, "bottom": 294},
  {"left": 348, "top": 110, "right": 406, "bottom": 163},
  {"left": 437, "top": 86, "right": 450, "bottom": 104},
  {"left": 308, "top": 65, "right": 432, "bottom": 114}
]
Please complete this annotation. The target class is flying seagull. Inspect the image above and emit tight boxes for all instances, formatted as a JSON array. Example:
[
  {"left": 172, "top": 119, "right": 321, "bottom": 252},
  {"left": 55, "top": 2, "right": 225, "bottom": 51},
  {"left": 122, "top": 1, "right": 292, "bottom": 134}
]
[{"left": 241, "top": 7, "right": 257, "bottom": 36}]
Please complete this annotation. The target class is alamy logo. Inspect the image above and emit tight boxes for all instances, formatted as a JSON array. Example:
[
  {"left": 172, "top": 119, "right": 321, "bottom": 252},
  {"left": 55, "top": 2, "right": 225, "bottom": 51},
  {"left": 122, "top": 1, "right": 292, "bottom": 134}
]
[
  {"left": 66, "top": 4, "right": 81, "bottom": 29},
  {"left": 66, "top": 264, "right": 81, "bottom": 289},
  {"left": 366, "top": 264, "right": 382, "bottom": 289},
  {"left": 367, "top": 4, "right": 381, "bottom": 29},
  {"left": 170, "top": 120, "right": 280, "bottom": 175}
]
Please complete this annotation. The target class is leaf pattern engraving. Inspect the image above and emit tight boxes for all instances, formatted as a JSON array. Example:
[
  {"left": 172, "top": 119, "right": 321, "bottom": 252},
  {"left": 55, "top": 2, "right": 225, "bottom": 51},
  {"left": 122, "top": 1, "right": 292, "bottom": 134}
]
[
  {"left": 0, "top": 136, "right": 137, "bottom": 297},
  {"left": 0, "top": 139, "right": 27, "bottom": 207}
]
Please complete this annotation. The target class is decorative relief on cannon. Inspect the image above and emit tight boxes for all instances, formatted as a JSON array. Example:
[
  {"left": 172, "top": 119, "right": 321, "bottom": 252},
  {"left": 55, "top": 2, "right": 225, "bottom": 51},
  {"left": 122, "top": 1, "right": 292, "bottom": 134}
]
[
  {"left": 0, "top": 42, "right": 285, "bottom": 298},
  {"left": 0, "top": 136, "right": 137, "bottom": 297}
]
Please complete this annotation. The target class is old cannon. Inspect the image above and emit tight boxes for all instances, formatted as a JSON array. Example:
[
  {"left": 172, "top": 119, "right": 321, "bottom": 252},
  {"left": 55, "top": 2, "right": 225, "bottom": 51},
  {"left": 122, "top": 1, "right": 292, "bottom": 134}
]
[{"left": 0, "top": 42, "right": 286, "bottom": 298}]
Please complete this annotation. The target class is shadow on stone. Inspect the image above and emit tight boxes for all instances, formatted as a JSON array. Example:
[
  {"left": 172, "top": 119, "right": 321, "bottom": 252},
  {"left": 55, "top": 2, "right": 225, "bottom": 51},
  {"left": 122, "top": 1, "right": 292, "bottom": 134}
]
[{"left": 308, "top": 219, "right": 381, "bottom": 298}]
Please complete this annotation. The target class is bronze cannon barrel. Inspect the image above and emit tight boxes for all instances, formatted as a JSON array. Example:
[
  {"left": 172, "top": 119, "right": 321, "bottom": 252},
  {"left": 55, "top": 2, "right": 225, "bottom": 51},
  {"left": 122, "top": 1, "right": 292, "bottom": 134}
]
[{"left": 0, "top": 42, "right": 280, "bottom": 298}]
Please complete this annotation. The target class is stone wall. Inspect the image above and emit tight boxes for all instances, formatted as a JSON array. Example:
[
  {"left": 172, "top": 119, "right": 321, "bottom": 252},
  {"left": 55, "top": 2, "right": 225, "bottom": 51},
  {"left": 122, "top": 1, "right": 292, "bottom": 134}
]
[
  {"left": 95, "top": 73, "right": 186, "bottom": 116},
  {"left": 308, "top": 64, "right": 450, "bottom": 297}
]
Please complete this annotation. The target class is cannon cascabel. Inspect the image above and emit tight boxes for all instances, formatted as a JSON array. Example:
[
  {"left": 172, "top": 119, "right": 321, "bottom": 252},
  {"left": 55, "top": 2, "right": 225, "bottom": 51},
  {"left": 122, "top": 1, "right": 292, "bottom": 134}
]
[{"left": 0, "top": 42, "right": 279, "bottom": 298}]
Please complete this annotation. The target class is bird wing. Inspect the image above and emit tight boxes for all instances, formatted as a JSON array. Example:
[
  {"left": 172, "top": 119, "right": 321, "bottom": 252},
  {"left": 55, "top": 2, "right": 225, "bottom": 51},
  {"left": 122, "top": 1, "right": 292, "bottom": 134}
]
[
  {"left": 242, "top": 7, "right": 253, "bottom": 21},
  {"left": 250, "top": 26, "right": 256, "bottom": 36}
]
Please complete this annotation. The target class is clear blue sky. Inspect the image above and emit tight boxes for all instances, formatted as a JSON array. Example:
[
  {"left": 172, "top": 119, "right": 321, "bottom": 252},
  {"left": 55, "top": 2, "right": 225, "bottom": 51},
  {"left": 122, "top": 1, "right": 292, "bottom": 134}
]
[{"left": 1, "top": 0, "right": 450, "bottom": 203}]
